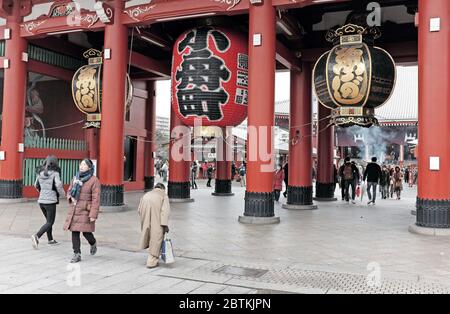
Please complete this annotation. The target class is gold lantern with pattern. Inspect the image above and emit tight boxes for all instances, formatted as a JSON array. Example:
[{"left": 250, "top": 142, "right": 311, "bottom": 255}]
[
  {"left": 72, "top": 49, "right": 133, "bottom": 129},
  {"left": 313, "top": 24, "right": 396, "bottom": 128}
]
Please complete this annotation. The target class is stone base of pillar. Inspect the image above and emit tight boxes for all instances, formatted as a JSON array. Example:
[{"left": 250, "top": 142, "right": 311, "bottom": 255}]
[
  {"left": 0, "top": 180, "right": 23, "bottom": 199},
  {"left": 144, "top": 176, "right": 155, "bottom": 192},
  {"left": 100, "top": 185, "right": 124, "bottom": 207},
  {"left": 282, "top": 203, "right": 318, "bottom": 210},
  {"left": 212, "top": 192, "right": 235, "bottom": 197},
  {"left": 213, "top": 179, "right": 234, "bottom": 196},
  {"left": 409, "top": 224, "right": 450, "bottom": 236},
  {"left": 416, "top": 198, "right": 450, "bottom": 228},
  {"left": 287, "top": 185, "right": 314, "bottom": 206},
  {"left": 314, "top": 182, "right": 337, "bottom": 201},
  {"left": 238, "top": 216, "right": 280, "bottom": 225},
  {"left": 168, "top": 181, "right": 194, "bottom": 203},
  {"left": 241, "top": 192, "right": 279, "bottom": 224}
]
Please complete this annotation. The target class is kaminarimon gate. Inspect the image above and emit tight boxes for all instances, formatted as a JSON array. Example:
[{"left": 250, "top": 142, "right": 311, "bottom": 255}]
[{"left": 0, "top": 0, "right": 448, "bottom": 233}]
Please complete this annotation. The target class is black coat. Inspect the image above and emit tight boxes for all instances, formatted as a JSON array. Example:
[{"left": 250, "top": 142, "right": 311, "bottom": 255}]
[{"left": 364, "top": 162, "right": 382, "bottom": 183}]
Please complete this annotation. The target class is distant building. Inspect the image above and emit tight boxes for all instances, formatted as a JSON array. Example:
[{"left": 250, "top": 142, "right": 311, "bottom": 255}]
[{"left": 156, "top": 116, "right": 170, "bottom": 138}]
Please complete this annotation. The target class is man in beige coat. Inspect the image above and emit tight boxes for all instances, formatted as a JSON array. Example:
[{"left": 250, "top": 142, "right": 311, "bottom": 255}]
[{"left": 138, "top": 183, "right": 171, "bottom": 268}]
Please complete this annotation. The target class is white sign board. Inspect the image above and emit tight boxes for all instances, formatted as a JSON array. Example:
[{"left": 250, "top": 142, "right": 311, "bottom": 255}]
[
  {"left": 253, "top": 34, "right": 262, "bottom": 46},
  {"left": 430, "top": 156, "right": 440, "bottom": 171},
  {"left": 430, "top": 17, "right": 441, "bottom": 32}
]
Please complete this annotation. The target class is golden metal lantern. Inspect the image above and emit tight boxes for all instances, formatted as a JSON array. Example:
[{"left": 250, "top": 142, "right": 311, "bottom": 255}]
[
  {"left": 313, "top": 24, "right": 396, "bottom": 128},
  {"left": 72, "top": 49, "right": 133, "bottom": 129}
]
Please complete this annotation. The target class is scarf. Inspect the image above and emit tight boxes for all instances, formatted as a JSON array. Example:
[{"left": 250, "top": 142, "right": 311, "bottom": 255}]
[{"left": 70, "top": 168, "right": 94, "bottom": 201}]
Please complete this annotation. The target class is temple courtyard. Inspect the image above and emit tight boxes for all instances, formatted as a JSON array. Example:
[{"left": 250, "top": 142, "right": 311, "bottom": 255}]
[{"left": 1, "top": 181, "right": 450, "bottom": 294}]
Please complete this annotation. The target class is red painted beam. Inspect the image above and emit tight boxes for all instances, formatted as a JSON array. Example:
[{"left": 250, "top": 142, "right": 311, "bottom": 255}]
[
  {"left": 27, "top": 59, "right": 75, "bottom": 81},
  {"left": 276, "top": 40, "right": 301, "bottom": 71},
  {"left": 29, "top": 37, "right": 85, "bottom": 58},
  {"left": 130, "top": 51, "right": 171, "bottom": 78}
]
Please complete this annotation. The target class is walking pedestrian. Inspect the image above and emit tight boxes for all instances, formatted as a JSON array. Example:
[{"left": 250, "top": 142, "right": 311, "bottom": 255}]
[
  {"left": 274, "top": 164, "right": 285, "bottom": 202},
  {"left": 206, "top": 164, "right": 214, "bottom": 187},
  {"left": 138, "top": 183, "right": 171, "bottom": 269},
  {"left": 338, "top": 160, "right": 346, "bottom": 201},
  {"left": 231, "top": 162, "right": 236, "bottom": 181},
  {"left": 64, "top": 159, "right": 100, "bottom": 264},
  {"left": 161, "top": 162, "right": 168, "bottom": 182},
  {"left": 339, "top": 157, "right": 359, "bottom": 204},
  {"left": 389, "top": 167, "right": 395, "bottom": 198},
  {"left": 363, "top": 157, "right": 382, "bottom": 205},
  {"left": 283, "top": 162, "right": 289, "bottom": 198},
  {"left": 239, "top": 164, "right": 246, "bottom": 187},
  {"left": 393, "top": 166, "right": 403, "bottom": 200},
  {"left": 380, "top": 165, "right": 390, "bottom": 199},
  {"left": 191, "top": 161, "right": 198, "bottom": 189},
  {"left": 31, "top": 156, "right": 66, "bottom": 249}
]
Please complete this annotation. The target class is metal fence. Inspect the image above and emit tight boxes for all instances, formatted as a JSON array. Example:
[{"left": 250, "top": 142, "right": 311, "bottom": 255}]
[
  {"left": 25, "top": 136, "right": 87, "bottom": 151},
  {"left": 23, "top": 158, "right": 81, "bottom": 186}
]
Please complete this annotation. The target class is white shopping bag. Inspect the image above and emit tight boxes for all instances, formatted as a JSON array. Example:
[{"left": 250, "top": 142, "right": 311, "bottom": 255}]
[
  {"left": 360, "top": 182, "right": 366, "bottom": 202},
  {"left": 160, "top": 233, "right": 175, "bottom": 264}
]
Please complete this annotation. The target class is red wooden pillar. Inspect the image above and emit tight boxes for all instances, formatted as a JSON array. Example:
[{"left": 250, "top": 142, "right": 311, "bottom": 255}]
[
  {"left": 213, "top": 127, "right": 234, "bottom": 196},
  {"left": 415, "top": 0, "right": 450, "bottom": 229},
  {"left": 144, "top": 81, "right": 156, "bottom": 191},
  {"left": 239, "top": 0, "right": 279, "bottom": 224},
  {"left": 283, "top": 64, "right": 317, "bottom": 210},
  {"left": 168, "top": 108, "right": 193, "bottom": 202},
  {"left": 0, "top": 5, "right": 28, "bottom": 199},
  {"left": 315, "top": 105, "right": 337, "bottom": 201},
  {"left": 85, "top": 129, "right": 99, "bottom": 161},
  {"left": 98, "top": 0, "right": 128, "bottom": 207}
]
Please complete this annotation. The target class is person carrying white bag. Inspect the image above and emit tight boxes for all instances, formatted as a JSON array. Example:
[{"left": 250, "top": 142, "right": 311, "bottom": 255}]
[
  {"left": 161, "top": 233, "right": 175, "bottom": 264},
  {"left": 138, "top": 183, "right": 171, "bottom": 269}
]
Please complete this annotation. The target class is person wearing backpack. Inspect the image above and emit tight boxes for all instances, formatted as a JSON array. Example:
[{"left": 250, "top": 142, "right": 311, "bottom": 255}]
[
  {"left": 339, "top": 157, "right": 359, "bottom": 204},
  {"left": 31, "top": 156, "right": 66, "bottom": 249}
]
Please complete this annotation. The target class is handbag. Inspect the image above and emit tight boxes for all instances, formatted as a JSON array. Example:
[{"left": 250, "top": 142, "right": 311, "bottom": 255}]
[{"left": 160, "top": 233, "right": 175, "bottom": 264}]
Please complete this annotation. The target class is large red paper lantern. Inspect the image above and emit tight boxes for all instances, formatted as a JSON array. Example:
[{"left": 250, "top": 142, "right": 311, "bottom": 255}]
[{"left": 171, "top": 27, "right": 248, "bottom": 127}]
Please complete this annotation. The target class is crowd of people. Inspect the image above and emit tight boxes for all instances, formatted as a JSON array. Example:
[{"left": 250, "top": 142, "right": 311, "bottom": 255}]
[
  {"left": 336, "top": 157, "right": 417, "bottom": 205},
  {"left": 188, "top": 161, "right": 247, "bottom": 189},
  {"left": 30, "top": 153, "right": 417, "bottom": 268}
]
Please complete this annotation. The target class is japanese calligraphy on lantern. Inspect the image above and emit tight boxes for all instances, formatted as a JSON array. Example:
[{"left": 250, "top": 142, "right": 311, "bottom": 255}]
[
  {"left": 172, "top": 27, "right": 248, "bottom": 127},
  {"left": 313, "top": 23, "right": 395, "bottom": 128},
  {"left": 331, "top": 46, "right": 369, "bottom": 105}
]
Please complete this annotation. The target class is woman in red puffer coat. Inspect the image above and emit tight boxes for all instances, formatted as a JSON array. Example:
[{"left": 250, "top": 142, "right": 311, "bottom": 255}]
[{"left": 274, "top": 164, "right": 285, "bottom": 202}]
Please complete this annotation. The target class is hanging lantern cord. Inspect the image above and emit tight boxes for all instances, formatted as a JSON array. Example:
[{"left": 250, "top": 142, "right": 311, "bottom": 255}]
[{"left": 127, "top": 27, "right": 136, "bottom": 77}]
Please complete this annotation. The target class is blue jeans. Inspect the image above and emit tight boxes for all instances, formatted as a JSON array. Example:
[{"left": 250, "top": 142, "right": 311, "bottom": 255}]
[{"left": 367, "top": 182, "right": 378, "bottom": 203}]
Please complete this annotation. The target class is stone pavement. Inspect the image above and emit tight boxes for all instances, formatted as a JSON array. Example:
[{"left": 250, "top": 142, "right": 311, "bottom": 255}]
[{"left": 2, "top": 180, "right": 450, "bottom": 293}]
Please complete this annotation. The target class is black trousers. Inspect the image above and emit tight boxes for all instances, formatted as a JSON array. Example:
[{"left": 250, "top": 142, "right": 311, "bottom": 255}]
[
  {"left": 274, "top": 190, "right": 281, "bottom": 202},
  {"left": 344, "top": 179, "right": 356, "bottom": 201},
  {"left": 72, "top": 231, "right": 96, "bottom": 254},
  {"left": 191, "top": 176, "right": 198, "bottom": 189},
  {"left": 207, "top": 178, "right": 212, "bottom": 187},
  {"left": 37, "top": 204, "right": 56, "bottom": 241}
]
